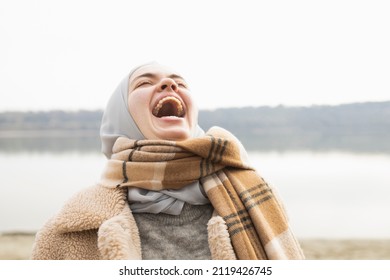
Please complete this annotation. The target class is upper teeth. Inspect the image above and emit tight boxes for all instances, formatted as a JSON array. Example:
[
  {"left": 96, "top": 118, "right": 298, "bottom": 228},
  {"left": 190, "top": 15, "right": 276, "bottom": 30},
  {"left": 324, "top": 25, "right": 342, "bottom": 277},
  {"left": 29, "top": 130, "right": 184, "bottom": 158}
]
[{"left": 153, "top": 96, "right": 184, "bottom": 117}]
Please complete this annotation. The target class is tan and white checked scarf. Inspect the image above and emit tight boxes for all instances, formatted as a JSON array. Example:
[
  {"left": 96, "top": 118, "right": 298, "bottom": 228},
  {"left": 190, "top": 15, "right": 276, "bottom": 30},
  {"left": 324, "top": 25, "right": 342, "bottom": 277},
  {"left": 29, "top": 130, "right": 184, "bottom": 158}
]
[{"left": 100, "top": 127, "right": 304, "bottom": 260}]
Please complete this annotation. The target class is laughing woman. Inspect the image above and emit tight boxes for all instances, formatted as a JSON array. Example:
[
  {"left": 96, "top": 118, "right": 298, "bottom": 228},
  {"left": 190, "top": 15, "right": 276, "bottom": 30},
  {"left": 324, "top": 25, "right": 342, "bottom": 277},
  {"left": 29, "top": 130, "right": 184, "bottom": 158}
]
[{"left": 31, "top": 62, "right": 304, "bottom": 260}]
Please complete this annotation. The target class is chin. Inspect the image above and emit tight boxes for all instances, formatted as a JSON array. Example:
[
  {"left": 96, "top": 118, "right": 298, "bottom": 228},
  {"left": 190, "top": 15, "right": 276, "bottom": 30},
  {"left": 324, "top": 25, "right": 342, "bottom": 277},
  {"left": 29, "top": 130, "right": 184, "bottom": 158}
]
[{"left": 154, "top": 127, "right": 192, "bottom": 141}]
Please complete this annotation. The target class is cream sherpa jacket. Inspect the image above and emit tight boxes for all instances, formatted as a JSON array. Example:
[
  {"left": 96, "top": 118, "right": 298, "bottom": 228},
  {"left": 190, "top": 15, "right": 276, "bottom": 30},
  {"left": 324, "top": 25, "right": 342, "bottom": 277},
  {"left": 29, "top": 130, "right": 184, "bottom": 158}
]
[{"left": 31, "top": 184, "right": 236, "bottom": 260}]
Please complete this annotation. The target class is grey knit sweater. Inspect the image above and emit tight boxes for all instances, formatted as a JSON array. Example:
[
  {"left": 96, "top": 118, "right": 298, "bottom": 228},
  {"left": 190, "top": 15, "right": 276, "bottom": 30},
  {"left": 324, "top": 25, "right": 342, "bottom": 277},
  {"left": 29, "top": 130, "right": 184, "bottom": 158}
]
[{"left": 133, "top": 203, "right": 214, "bottom": 260}]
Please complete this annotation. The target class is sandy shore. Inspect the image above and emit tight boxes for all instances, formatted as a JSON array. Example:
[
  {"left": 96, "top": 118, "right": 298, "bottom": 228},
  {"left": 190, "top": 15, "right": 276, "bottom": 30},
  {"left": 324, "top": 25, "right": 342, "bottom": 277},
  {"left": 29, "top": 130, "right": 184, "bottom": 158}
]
[{"left": 1, "top": 232, "right": 389, "bottom": 260}]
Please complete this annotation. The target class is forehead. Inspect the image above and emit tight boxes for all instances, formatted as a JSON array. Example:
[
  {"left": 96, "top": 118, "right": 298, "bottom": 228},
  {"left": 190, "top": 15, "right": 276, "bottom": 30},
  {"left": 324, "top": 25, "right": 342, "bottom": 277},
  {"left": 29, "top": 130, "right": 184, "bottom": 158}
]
[{"left": 129, "top": 64, "right": 183, "bottom": 83}]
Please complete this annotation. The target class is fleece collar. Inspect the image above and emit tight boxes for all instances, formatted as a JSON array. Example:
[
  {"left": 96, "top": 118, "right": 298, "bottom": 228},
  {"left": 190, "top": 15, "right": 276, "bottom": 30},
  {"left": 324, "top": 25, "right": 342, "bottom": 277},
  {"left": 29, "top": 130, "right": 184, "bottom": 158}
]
[{"left": 51, "top": 185, "right": 127, "bottom": 233}]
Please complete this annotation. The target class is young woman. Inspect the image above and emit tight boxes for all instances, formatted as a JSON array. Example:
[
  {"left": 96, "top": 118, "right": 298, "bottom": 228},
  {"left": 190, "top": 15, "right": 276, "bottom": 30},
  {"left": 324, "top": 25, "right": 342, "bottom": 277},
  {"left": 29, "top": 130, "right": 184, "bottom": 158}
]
[{"left": 31, "top": 62, "right": 304, "bottom": 260}]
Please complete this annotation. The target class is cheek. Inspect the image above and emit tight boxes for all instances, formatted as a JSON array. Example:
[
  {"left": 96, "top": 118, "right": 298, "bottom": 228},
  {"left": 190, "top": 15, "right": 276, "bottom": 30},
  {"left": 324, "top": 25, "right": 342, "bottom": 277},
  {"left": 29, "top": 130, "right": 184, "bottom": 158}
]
[
  {"left": 182, "top": 94, "right": 198, "bottom": 118},
  {"left": 128, "top": 91, "right": 150, "bottom": 117}
]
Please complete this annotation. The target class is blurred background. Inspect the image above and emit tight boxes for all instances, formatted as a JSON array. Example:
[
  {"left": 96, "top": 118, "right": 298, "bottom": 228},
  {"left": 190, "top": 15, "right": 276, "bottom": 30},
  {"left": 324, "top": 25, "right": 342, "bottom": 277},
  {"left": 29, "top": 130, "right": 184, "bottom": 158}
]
[{"left": 1, "top": 0, "right": 389, "bottom": 259}]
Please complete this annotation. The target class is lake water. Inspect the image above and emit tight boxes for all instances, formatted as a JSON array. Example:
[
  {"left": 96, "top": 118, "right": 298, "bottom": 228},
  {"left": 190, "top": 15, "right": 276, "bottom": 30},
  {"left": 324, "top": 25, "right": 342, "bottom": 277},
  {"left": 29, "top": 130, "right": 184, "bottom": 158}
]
[{"left": 1, "top": 140, "right": 390, "bottom": 239}]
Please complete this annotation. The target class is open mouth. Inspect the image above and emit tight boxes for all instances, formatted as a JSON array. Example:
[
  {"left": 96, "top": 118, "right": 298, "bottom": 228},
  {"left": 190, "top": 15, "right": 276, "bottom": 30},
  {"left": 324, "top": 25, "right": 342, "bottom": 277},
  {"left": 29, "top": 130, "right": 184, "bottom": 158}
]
[{"left": 152, "top": 96, "right": 185, "bottom": 118}]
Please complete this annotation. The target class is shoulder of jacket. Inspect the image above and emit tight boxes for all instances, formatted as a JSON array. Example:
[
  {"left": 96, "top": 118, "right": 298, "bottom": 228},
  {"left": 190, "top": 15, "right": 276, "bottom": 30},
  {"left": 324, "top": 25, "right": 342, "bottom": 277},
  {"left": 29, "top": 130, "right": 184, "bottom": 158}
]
[{"left": 45, "top": 184, "right": 127, "bottom": 234}]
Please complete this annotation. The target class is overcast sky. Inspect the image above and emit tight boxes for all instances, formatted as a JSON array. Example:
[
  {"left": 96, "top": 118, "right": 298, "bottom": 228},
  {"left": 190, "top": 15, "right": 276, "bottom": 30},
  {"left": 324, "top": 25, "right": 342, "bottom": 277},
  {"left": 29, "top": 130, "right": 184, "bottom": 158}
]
[{"left": 1, "top": 0, "right": 389, "bottom": 111}]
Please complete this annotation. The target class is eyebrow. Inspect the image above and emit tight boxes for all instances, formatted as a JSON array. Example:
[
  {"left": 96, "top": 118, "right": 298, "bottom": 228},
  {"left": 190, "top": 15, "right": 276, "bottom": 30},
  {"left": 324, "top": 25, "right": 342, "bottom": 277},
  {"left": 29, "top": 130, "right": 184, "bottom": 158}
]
[
  {"left": 167, "top": 74, "right": 186, "bottom": 80},
  {"left": 131, "top": 73, "right": 186, "bottom": 84}
]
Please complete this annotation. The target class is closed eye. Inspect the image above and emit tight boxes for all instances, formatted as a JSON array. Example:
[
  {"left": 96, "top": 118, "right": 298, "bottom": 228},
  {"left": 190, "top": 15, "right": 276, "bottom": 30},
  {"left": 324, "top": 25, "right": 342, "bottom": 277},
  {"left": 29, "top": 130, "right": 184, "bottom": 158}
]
[
  {"left": 135, "top": 80, "right": 153, "bottom": 88},
  {"left": 175, "top": 80, "right": 188, "bottom": 88}
]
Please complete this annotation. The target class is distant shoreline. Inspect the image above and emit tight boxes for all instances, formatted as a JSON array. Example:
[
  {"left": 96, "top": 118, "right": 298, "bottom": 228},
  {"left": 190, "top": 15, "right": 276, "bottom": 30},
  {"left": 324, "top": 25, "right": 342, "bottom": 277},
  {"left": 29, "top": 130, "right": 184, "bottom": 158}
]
[
  {"left": 2, "top": 102, "right": 390, "bottom": 153},
  {"left": 0, "top": 129, "right": 98, "bottom": 138}
]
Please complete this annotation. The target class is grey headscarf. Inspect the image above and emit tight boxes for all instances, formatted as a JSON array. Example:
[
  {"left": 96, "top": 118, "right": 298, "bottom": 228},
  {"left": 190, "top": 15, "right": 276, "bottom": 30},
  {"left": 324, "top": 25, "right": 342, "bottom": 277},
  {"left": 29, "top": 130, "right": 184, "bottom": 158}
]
[{"left": 100, "top": 64, "right": 209, "bottom": 215}]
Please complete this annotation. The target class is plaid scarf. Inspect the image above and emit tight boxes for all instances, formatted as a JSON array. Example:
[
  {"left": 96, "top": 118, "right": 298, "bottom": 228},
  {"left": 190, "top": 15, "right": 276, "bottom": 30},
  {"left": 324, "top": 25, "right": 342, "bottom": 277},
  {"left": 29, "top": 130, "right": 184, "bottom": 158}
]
[{"left": 100, "top": 127, "right": 304, "bottom": 260}]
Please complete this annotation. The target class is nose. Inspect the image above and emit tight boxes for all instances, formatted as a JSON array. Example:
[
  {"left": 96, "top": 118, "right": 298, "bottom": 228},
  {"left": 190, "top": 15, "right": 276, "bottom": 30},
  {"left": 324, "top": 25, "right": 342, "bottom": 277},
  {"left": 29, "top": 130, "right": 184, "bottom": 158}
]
[{"left": 158, "top": 78, "right": 178, "bottom": 92}]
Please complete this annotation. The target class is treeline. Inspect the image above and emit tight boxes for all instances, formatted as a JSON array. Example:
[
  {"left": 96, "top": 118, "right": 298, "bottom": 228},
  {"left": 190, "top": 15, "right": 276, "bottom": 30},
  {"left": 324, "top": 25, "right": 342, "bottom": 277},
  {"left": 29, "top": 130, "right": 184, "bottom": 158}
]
[
  {"left": 1, "top": 101, "right": 390, "bottom": 152},
  {"left": 0, "top": 110, "right": 102, "bottom": 131},
  {"left": 2, "top": 101, "right": 390, "bottom": 132},
  {"left": 199, "top": 101, "right": 390, "bottom": 134},
  {"left": 199, "top": 101, "right": 390, "bottom": 151}
]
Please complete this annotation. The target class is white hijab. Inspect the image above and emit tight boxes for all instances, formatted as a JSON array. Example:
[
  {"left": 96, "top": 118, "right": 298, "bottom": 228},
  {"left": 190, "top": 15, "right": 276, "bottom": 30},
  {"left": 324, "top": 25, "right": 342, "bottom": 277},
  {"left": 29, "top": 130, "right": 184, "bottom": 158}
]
[{"left": 100, "top": 64, "right": 209, "bottom": 215}]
